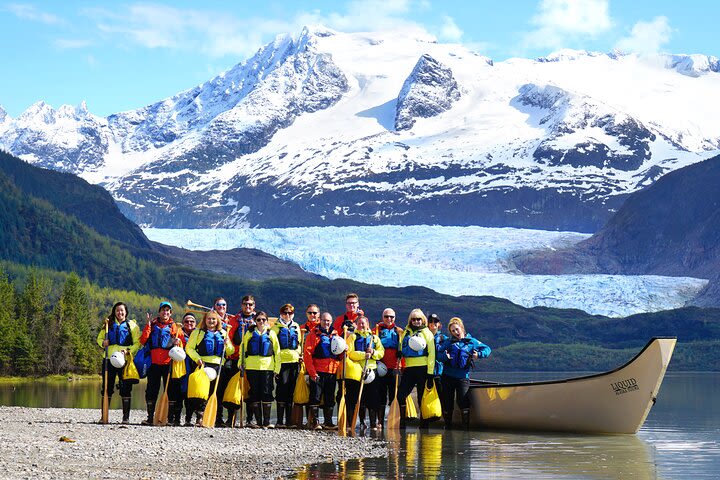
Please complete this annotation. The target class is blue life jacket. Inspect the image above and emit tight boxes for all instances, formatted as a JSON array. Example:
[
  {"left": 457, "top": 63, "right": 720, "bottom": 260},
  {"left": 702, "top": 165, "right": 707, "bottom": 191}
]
[
  {"left": 108, "top": 321, "right": 133, "bottom": 347},
  {"left": 377, "top": 325, "right": 399, "bottom": 350},
  {"left": 149, "top": 322, "right": 173, "bottom": 350},
  {"left": 447, "top": 338, "right": 475, "bottom": 370},
  {"left": 277, "top": 324, "right": 299, "bottom": 350},
  {"left": 246, "top": 330, "right": 273, "bottom": 357},
  {"left": 313, "top": 330, "right": 337, "bottom": 359},
  {"left": 434, "top": 333, "right": 448, "bottom": 376},
  {"left": 401, "top": 330, "right": 427, "bottom": 358},
  {"left": 197, "top": 330, "right": 225, "bottom": 357},
  {"left": 354, "top": 334, "right": 372, "bottom": 352}
]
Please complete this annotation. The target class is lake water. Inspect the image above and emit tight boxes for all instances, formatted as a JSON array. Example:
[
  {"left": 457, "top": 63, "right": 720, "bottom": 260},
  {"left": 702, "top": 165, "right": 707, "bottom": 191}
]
[{"left": 1, "top": 372, "right": 717, "bottom": 479}]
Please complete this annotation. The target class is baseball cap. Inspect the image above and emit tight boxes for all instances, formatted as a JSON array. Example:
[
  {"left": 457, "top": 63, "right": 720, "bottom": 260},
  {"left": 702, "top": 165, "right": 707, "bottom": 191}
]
[
  {"left": 428, "top": 313, "right": 440, "bottom": 324},
  {"left": 158, "top": 301, "right": 172, "bottom": 311}
]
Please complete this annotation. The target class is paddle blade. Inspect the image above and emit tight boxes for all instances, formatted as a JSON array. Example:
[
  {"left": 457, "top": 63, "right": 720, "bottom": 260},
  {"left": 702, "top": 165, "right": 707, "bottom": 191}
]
[
  {"left": 100, "top": 393, "right": 109, "bottom": 424},
  {"left": 349, "top": 402, "right": 361, "bottom": 438},
  {"left": 337, "top": 398, "right": 347, "bottom": 437},
  {"left": 154, "top": 393, "right": 169, "bottom": 426},
  {"left": 386, "top": 399, "right": 400, "bottom": 430},
  {"left": 202, "top": 395, "right": 218, "bottom": 428}
]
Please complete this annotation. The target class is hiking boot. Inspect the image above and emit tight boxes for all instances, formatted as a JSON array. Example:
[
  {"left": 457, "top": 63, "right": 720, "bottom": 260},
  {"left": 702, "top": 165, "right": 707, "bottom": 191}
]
[
  {"left": 322, "top": 407, "right": 337, "bottom": 430},
  {"left": 141, "top": 401, "right": 155, "bottom": 426}
]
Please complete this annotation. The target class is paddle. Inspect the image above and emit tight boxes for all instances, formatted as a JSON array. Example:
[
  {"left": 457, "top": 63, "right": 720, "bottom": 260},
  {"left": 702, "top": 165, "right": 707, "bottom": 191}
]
[
  {"left": 202, "top": 329, "right": 229, "bottom": 428},
  {"left": 100, "top": 319, "right": 109, "bottom": 424},
  {"left": 349, "top": 357, "right": 370, "bottom": 437},
  {"left": 154, "top": 328, "right": 181, "bottom": 426},
  {"left": 386, "top": 368, "right": 401, "bottom": 430},
  {"left": 337, "top": 326, "right": 348, "bottom": 436},
  {"left": 232, "top": 322, "right": 246, "bottom": 428}
]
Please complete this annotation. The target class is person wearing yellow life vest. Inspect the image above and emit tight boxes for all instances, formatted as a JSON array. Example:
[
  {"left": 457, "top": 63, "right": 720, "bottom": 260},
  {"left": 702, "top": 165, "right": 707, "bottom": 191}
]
[
  {"left": 271, "top": 303, "right": 302, "bottom": 428},
  {"left": 96, "top": 302, "right": 141, "bottom": 424},
  {"left": 345, "top": 316, "right": 384, "bottom": 431},
  {"left": 397, "top": 309, "right": 436, "bottom": 429},
  {"left": 185, "top": 310, "right": 235, "bottom": 425},
  {"left": 242, "top": 311, "right": 281, "bottom": 428}
]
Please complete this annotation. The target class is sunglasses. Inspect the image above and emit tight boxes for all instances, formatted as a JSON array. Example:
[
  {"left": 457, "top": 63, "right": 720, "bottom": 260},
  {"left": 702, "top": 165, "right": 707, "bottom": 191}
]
[
  {"left": 384, "top": 315, "right": 395, "bottom": 319},
  {"left": 411, "top": 317, "right": 423, "bottom": 321},
  {"left": 243, "top": 302, "right": 255, "bottom": 306},
  {"left": 183, "top": 320, "right": 195, "bottom": 324},
  {"left": 281, "top": 311, "right": 293, "bottom": 315},
  {"left": 215, "top": 302, "right": 227, "bottom": 307},
  {"left": 256, "top": 317, "right": 268, "bottom": 323},
  {"left": 306, "top": 311, "right": 319, "bottom": 315}
]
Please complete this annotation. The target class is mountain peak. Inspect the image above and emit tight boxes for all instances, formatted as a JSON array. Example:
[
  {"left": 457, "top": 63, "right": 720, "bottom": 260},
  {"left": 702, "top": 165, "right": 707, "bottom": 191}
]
[
  {"left": 537, "top": 49, "right": 607, "bottom": 63},
  {"left": 664, "top": 53, "right": 720, "bottom": 77}
]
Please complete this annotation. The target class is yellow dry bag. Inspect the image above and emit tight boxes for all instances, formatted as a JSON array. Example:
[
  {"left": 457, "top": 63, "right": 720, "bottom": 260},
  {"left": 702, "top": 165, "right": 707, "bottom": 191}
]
[
  {"left": 171, "top": 360, "right": 186, "bottom": 379},
  {"left": 421, "top": 382, "right": 442, "bottom": 420},
  {"left": 222, "top": 370, "right": 243, "bottom": 408},
  {"left": 122, "top": 352, "right": 140, "bottom": 384},
  {"left": 188, "top": 366, "right": 210, "bottom": 400},
  {"left": 293, "top": 364, "right": 310, "bottom": 404}
]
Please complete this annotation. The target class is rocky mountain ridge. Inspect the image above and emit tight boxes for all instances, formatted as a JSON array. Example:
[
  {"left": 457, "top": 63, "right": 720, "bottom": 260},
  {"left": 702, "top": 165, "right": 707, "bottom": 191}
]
[{"left": 1, "top": 26, "right": 719, "bottom": 230}]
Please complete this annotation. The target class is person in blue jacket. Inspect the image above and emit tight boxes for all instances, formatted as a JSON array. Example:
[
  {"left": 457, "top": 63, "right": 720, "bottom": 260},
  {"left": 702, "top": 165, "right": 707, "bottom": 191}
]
[{"left": 437, "top": 317, "right": 491, "bottom": 430}]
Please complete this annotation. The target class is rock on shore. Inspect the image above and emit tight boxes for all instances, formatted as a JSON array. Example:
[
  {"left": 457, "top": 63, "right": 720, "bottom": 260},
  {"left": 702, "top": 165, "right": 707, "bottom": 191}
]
[{"left": 0, "top": 407, "right": 387, "bottom": 479}]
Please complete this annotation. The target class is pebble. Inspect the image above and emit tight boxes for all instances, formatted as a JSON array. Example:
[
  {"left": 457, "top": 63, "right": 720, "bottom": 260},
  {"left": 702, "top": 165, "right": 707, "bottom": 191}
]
[{"left": 0, "top": 406, "right": 387, "bottom": 479}]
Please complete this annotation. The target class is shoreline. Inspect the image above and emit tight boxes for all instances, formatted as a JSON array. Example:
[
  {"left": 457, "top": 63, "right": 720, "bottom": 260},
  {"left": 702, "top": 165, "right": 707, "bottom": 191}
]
[{"left": 0, "top": 406, "right": 387, "bottom": 479}]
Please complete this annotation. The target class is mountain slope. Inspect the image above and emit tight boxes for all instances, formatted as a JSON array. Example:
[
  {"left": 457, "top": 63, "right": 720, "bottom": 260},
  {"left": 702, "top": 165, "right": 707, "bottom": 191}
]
[
  {"left": 1, "top": 27, "right": 719, "bottom": 230},
  {"left": 513, "top": 154, "right": 720, "bottom": 305}
]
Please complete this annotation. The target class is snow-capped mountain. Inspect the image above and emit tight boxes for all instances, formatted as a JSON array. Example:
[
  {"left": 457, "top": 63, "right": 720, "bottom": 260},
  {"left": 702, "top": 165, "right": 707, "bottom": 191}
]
[{"left": 1, "top": 26, "right": 719, "bottom": 231}]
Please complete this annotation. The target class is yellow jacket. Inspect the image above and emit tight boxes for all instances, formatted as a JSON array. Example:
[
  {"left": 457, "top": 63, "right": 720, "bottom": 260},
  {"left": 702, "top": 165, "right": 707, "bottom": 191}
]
[
  {"left": 96, "top": 319, "right": 141, "bottom": 357},
  {"left": 271, "top": 319, "right": 302, "bottom": 364},
  {"left": 344, "top": 331, "right": 384, "bottom": 382},
  {"left": 186, "top": 328, "right": 234, "bottom": 366},
  {"left": 242, "top": 327, "right": 281, "bottom": 374},
  {"left": 399, "top": 326, "right": 436, "bottom": 375}
]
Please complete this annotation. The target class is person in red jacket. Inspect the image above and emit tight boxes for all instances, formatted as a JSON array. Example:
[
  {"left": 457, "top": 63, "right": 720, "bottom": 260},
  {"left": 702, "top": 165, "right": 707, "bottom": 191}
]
[
  {"left": 304, "top": 312, "right": 341, "bottom": 430},
  {"left": 138, "top": 301, "right": 181, "bottom": 425},
  {"left": 332, "top": 293, "right": 363, "bottom": 335},
  {"left": 374, "top": 307, "right": 403, "bottom": 427}
]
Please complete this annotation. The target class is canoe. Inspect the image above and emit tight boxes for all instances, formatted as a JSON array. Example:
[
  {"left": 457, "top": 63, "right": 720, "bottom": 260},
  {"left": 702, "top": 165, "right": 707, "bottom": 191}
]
[{"left": 467, "top": 337, "right": 676, "bottom": 434}]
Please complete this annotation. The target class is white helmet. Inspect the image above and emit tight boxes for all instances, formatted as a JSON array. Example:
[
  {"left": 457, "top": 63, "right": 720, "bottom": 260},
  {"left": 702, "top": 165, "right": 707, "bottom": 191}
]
[
  {"left": 408, "top": 335, "right": 427, "bottom": 352},
  {"left": 204, "top": 366, "right": 218, "bottom": 381},
  {"left": 363, "top": 369, "right": 376, "bottom": 384},
  {"left": 376, "top": 361, "right": 388, "bottom": 377},
  {"left": 330, "top": 336, "right": 347, "bottom": 355},
  {"left": 169, "top": 346, "right": 186, "bottom": 362},
  {"left": 109, "top": 351, "right": 126, "bottom": 369}
]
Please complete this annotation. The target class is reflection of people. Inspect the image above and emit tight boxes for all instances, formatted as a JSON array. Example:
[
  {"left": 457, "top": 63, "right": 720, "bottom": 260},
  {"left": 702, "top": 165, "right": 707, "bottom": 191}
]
[
  {"left": 185, "top": 310, "right": 234, "bottom": 425},
  {"left": 97, "top": 302, "right": 141, "bottom": 424},
  {"left": 304, "top": 312, "right": 341, "bottom": 430},
  {"left": 346, "top": 316, "right": 384, "bottom": 430},
  {"left": 272, "top": 303, "right": 302, "bottom": 428},
  {"left": 138, "top": 301, "right": 181, "bottom": 425},
  {"left": 243, "top": 311, "right": 281, "bottom": 428},
  {"left": 437, "top": 317, "right": 491, "bottom": 429},
  {"left": 397, "top": 309, "right": 435, "bottom": 428}
]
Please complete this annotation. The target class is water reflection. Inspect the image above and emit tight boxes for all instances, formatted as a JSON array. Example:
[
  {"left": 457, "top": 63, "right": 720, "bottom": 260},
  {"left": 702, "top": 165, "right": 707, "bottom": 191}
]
[
  {"left": 295, "top": 429, "right": 659, "bottom": 479},
  {"left": 0, "top": 379, "right": 147, "bottom": 410}
]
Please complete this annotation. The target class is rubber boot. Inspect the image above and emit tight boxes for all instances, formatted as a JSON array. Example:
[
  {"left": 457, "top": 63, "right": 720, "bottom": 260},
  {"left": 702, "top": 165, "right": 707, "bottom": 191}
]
[
  {"left": 185, "top": 401, "right": 193, "bottom": 427},
  {"left": 248, "top": 403, "right": 261, "bottom": 428},
  {"left": 359, "top": 406, "right": 367, "bottom": 430},
  {"left": 226, "top": 407, "right": 237, "bottom": 428},
  {"left": 322, "top": 407, "right": 337, "bottom": 430},
  {"left": 443, "top": 410, "right": 454, "bottom": 430},
  {"left": 286, "top": 402, "right": 295, "bottom": 428},
  {"left": 171, "top": 401, "right": 182, "bottom": 426},
  {"left": 246, "top": 402, "right": 254, "bottom": 426},
  {"left": 262, "top": 402, "right": 274, "bottom": 428},
  {"left": 166, "top": 401, "right": 175, "bottom": 425},
  {"left": 276, "top": 402, "right": 286, "bottom": 428},
  {"left": 399, "top": 405, "right": 407, "bottom": 429},
  {"left": 216, "top": 405, "right": 225, "bottom": 428},
  {"left": 461, "top": 409, "right": 470, "bottom": 431},
  {"left": 141, "top": 401, "right": 155, "bottom": 426},
  {"left": 309, "top": 406, "right": 321, "bottom": 430},
  {"left": 377, "top": 408, "right": 385, "bottom": 431},
  {"left": 121, "top": 397, "right": 131, "bottom": 424},
  {"left": 369, "top": 409, "right": 378, "bottom": 430}
]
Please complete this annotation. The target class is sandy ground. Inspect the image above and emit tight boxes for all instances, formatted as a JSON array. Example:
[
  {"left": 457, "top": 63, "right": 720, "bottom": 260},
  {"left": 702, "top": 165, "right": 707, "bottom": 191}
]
[{"left": 0, "top": 407, "right": 387, "bottom": 479}]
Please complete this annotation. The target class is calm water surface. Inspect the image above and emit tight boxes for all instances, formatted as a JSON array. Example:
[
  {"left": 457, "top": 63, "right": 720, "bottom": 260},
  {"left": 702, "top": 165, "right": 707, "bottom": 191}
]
[{"left": 0, "top": 373, "right": 717, "bottom": 479}]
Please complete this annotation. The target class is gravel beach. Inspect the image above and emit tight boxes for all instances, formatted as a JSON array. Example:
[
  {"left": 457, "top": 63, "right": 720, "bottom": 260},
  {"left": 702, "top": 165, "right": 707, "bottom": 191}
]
[{"left": 0, "top": 406, "right": 387, "bottom": 479}]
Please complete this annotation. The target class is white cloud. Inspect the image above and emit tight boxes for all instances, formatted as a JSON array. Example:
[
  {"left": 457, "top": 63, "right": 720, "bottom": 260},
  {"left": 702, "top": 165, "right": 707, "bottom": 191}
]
[
  {"left": 615, "top": 16, "right": 672, "bottom": 55},
  {"left": 523, "top": 0, "right": 612, "bottom": 49},
  {"left": 55, "top": 38, "right": 93, "bottom": 49},
  {"left": 5, "top": 3, "right": 62, "bottom": 25},
  {"left": 439, "top": 15, "right": 463, "bottom": 42}
]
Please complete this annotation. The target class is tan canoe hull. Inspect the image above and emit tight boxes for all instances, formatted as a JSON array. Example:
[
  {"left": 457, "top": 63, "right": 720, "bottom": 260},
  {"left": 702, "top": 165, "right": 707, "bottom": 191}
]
[{"left": 468, "top": 337, "right": 676, "bottom": 434}]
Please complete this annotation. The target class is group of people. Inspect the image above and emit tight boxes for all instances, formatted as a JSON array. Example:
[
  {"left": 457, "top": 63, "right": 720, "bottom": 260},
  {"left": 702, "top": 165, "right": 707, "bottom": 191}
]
[{"left": 97, "top": 293, "right": 491, "bottom": 431}]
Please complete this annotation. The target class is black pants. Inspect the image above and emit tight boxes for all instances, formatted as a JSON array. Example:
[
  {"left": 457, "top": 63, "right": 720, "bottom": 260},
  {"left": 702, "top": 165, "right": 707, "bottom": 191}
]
[
  {"left": 276, "top": 362, "right": 299, "bottom": 403},
  {"left": 145, "top": 363, "right": 170, "bottom": 402},
  {"left": 309, "top": 372, "right": 336, "bottom": 407},
  {"left": 378, "top": 369, "right": 400, "bottom": 405},
  {"left": 247, "top": 369, "right": 275, "bottom": 403},
  {"left": 101, "top": 359, "right": 133, "bottom": 397},
  {"left": 361, "top": 375, "right": 382, "bottom": 409},
  {"left": 441, "top": 375, "right": 470, "bottom": 411},
  {"left": 398, "top": 366, "right": 427, "bottom": 410}
]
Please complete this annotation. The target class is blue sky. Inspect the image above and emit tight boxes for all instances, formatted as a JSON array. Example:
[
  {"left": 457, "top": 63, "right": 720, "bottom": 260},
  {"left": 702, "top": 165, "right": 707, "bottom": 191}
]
[{"left": 0, "top": 0, "right": 716, "bottom": 117}]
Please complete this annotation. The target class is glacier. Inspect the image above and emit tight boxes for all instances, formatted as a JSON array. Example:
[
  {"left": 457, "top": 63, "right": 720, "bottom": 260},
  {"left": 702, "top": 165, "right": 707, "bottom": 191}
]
[{"left": 143, "top": 225, "right": 708, "bottom": 317}]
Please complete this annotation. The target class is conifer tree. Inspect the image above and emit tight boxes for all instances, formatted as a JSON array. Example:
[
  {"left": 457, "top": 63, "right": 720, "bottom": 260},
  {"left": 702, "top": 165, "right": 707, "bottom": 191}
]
[{"left": 0, "top": 268, "right": 15, "bottom": 373}]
